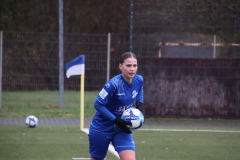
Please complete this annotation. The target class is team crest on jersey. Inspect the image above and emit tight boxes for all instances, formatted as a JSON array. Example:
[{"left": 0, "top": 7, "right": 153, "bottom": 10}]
[
  {"left": 132, "top": 90, "right": 138, "bottom": 98},
  {"left": 99, "top": 88, "right": 108, "bottom": 99},
  {"left": 105, "top": 83, "right": 110, "bottom": 88}
]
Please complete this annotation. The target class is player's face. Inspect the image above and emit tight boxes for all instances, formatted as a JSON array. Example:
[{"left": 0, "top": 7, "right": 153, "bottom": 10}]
[{"left": 119, "top": 57, "right": 138, "bottom": 83}]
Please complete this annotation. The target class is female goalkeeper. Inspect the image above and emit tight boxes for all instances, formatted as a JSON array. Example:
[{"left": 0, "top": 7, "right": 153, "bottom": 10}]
[{"left": 88, "top": 52, "right": 144, "bottom": 160}]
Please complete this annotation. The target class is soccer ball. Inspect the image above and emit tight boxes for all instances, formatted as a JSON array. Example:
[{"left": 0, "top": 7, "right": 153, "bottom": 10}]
[
  {"left": 25, "top": 115, "right": 38, "bottom": 128},
  {"left": 121, "top": 107, "right": 144, "bottom": 130}
]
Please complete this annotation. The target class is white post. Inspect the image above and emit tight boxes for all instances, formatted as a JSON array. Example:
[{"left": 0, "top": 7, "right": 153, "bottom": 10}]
[
  {"left": 107, "top": 33, "right": 111, "bottom": 81},
  {"left": 129, "top": 0, "right": 134, "bottom": 52},
  {"left": 0, "top": 31, "right": 3, "bottom": 108},
  {"left": 213, "top": 35, "right": 216, "bottom": 58},
  {"left": 58, "top": 0, "right": 64, "bottom": 108}
]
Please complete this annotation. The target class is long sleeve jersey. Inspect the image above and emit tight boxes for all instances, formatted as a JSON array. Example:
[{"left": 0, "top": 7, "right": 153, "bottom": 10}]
[{"left": 90, "top": 74, "right": 143, "bottom": 132}]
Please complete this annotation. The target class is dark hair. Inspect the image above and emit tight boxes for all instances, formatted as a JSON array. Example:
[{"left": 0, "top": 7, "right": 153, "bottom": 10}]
[{"left": 120, "top": 52, "right": 137, "bottom": 64}]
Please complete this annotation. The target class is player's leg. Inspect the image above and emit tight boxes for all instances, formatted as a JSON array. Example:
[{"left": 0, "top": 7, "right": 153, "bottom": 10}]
[
  {"left": 90, "top": 156, "right": 105, "bottom": 160},
  {"left": 112, "top": 131, "right": 136, "bottom": 160},
  {"left": 119, "top": 150, "right": 135, "bottom": 160},
  {"left": 88, "top": 127, "right": 111, "bottom": 160}
]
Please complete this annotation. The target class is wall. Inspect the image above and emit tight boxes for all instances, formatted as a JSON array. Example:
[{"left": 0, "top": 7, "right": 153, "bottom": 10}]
[{"left": 138, "top": 58, "right": 240, "bottom": 118}]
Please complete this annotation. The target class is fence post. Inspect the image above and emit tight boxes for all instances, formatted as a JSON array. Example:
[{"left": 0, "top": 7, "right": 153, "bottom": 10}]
[
  {"left": 59, "top": 0, "right": 64, "bottom": 108},
  {"left": 0, "top": 31, "right": 2, "bottom": 108},
  {"left": 129, "top": 0, "right": 134, "bottom": 52},
  {"left": 107, "top": 33, "right": 111, "bottom": 81},
  {"left": 213, "top": 35, "right": 216, "bottom": 58}
]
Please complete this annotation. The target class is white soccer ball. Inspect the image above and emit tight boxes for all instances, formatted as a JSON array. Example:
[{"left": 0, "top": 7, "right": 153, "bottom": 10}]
[
  {"left": 121, "top": 107, "right": 144, "bottom": 130},
  {"left": 25, "top": 115, "right": 38, "bottom": 128}
]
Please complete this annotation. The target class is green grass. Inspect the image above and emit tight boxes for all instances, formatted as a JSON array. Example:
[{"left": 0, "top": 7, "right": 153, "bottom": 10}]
[
  {"left": 1, "top": 124, "right": 240, "bottom": 160},
  {"left": 1, "top": 91, "right": 98, "bottom": 118},
  {"left": 0, "top": 124, "right": 118, "bottom": 160},
  {"left": 1, "top": 91, "right": 240, "bottom": 159},
  {"left": 134, "top": 129, "right": 240, "bottom": 160}
]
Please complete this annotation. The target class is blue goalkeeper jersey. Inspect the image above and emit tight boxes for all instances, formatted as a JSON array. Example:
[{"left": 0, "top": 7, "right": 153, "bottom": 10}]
[{"left": 90, "top": 74, "right": 143, "bottom": 132}]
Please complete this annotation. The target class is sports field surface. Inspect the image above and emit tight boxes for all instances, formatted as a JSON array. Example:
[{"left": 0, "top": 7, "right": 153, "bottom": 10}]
[
  {"left": 1, "top": 91, "right": 240, "bottom": 159},
  {"left": 1, "top": 117, "right": 240, "bottom": 160}
]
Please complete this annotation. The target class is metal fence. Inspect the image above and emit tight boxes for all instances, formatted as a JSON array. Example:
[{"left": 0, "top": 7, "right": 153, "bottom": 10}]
[
  {"left": 2, "top": 31, "right": 239, "bottom": 91},
  {"left": 132, "top": 34, "right": 240, "bottom": 58},
  {"left": 1, "top": 31, "right": 240, "bottom": 118},
  {"left": 1, "top": 32, "right": 129, "bottom": 91},
  {"left": 131, "top": 1, "right": 240, "bottom": 58}
]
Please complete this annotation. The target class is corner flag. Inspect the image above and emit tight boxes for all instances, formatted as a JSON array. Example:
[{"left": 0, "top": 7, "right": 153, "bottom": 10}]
[
  {"left": 65, "top": 55, "right": 85, "bottom": 130},
  {"left": 65, "top": 55, "right": 85, "bottom": 78}
]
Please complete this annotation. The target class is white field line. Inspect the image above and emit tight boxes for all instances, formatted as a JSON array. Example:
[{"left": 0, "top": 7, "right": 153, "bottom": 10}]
[
  {"left": 81, "top": 128, "right": 120, "bottom": 159},
  {"left": 72, "top": 158, "right": 106, "bottom": 160},
  {"left": 139, "top": 128, "right": 240, "bottom": 133},
  {"left": 72, "top": 158, "right": 107, "bottom": 160}
]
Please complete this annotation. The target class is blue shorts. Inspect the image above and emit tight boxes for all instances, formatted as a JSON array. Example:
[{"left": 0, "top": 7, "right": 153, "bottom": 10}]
[{"left": 88, "top": 126, "right": 135, "bottom": 159}]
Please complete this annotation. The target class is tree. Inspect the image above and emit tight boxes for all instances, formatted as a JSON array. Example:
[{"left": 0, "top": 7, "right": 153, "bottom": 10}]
[{"left": 0, "top": 0, "right": 130, "bottom": 34}]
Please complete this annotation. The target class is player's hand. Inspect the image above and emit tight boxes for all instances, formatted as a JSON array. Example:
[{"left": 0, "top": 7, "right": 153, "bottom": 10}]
[
  {"left": 136, "top": 102, "right": 143, "bottom": 112},
  {"left": 114, "top": 117, "right": 132, "bottom": 134}
]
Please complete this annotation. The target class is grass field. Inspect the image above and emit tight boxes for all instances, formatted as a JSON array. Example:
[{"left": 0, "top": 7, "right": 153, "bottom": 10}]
[
  {"left": 0, "top": 124, "right": 118, "bottom": 160},
  {"left": 136, "top": 127, "right": 240, "bottom": 160},
  {"left": 1, "top": 124, "right": 240, "bottom": 160},
  {"left": 1, "top": 91, "right": 98, "bottom": 118},
  {"left": 1, "top": 91, "right": 240, "bottom": 159}
]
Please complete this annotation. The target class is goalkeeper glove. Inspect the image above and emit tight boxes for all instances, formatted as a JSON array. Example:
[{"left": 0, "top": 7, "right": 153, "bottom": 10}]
[
  {"left": 114, "top": 117, "right": 132, "bottom": 134},
  {"left": 136, "top": 102, "right": 143, "bottom": 112}
]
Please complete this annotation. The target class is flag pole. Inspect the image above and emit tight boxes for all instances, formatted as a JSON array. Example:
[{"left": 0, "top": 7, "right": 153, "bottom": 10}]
[
  {"left": 65, "top": 55, "right": 85, "bottom": 130},
  {"left": 80, "top": 74, "right": 84, "bottom": 130}
]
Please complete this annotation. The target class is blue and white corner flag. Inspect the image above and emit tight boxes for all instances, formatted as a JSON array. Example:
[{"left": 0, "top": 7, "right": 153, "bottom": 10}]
[{"left": 65, "top": 55, "right": 85, "bottom": 78}]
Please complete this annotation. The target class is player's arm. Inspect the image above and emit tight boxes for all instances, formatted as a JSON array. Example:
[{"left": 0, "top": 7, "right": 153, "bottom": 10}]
[
  {"left": 136, "top": 85, "right": 143, "bottom": 112},
  {"left": 94, "top": 100, "right": 132, "bottom": 134},
  {"left": 135, "top": 75, "right": 144, "bottom": 112},
  {"left": 94, "top": 99, "right": 115, "bottom": 121},
  {"left": 95, "top": 81, "right": 132, "bottom": 133},
  {"left": 136, "top": 102, "right": 143, "bottom": 112}
]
